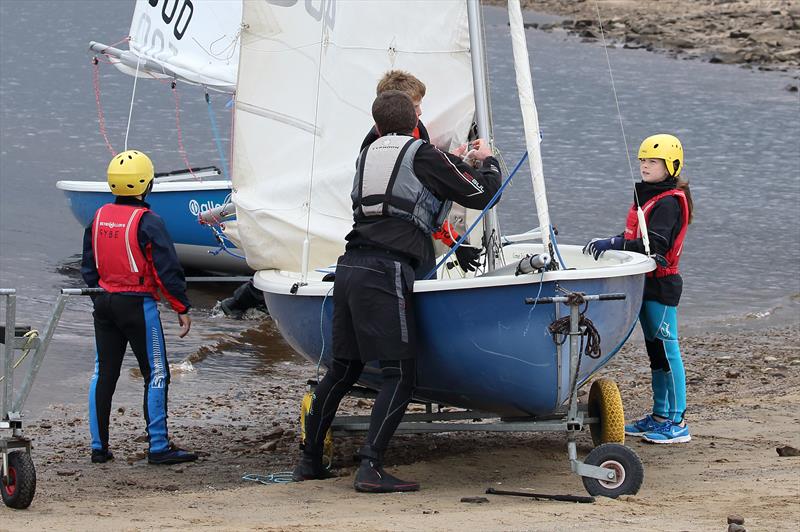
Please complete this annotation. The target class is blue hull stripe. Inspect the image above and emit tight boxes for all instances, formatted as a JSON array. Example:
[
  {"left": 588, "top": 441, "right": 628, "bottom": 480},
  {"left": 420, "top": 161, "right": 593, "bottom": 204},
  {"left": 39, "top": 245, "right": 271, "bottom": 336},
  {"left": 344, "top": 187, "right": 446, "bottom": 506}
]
[
  {"left": 88, "top": 349, "right": 101, "bottom": 450},
  {"left": 143, "top": 298, "right": 170, "bottom": 453}
]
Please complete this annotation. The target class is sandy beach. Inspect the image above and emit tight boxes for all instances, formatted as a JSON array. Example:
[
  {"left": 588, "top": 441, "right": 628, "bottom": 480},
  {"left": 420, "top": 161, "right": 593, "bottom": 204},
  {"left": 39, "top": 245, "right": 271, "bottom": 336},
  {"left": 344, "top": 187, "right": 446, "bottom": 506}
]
[{"left": 2, "top": 323, "right": 799, "bottom": 531}]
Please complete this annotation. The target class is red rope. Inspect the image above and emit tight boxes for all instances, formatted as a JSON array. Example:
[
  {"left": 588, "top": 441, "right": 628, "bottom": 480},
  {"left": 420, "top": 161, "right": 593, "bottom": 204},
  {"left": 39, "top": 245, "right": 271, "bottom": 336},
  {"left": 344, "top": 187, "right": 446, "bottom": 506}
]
[
  {"left": 171, "top": 82, "right": 199, "bottom": 180},
  {"left": 92, "top": 57, "right": 116, "bottom": 156}
]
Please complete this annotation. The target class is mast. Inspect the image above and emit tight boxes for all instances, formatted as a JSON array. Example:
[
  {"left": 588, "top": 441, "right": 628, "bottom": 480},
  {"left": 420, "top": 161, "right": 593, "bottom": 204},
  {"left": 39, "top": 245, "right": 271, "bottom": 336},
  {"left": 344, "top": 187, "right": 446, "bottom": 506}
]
[
  {"left": 466, "top": 0, "right": 500, "bottom": 272},
  {"left": 507, "top": 0, "right": 553, "bottom": 254}
]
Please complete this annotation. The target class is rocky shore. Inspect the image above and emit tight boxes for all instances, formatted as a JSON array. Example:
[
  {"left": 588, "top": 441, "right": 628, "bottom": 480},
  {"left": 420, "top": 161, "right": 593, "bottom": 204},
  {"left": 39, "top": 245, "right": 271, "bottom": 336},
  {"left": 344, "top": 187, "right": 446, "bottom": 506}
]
[{"left": 494, "top": 0, "right": 800, "bottom": 78}]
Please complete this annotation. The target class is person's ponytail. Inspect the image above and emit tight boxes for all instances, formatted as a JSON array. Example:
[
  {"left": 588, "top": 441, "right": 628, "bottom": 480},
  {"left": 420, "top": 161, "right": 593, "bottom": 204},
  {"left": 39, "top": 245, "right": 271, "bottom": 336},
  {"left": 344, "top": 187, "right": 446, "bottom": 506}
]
[{"left": 676, "top": 177, "right": 694, "bottom": 224}]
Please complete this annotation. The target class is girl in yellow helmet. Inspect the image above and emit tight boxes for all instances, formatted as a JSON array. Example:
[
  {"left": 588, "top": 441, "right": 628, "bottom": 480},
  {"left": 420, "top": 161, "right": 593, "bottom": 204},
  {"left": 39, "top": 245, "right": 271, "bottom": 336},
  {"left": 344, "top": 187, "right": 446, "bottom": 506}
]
[{"left": 584, "top": 134, "right": 694, "bottom": 444}]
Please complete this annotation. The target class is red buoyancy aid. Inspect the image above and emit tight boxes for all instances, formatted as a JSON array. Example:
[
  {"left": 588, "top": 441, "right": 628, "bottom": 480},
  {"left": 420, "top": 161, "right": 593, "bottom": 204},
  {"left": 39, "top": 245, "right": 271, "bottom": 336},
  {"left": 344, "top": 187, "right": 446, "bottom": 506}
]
[
  {"left": 92, "top": 203, "right": 158, "bottom": 295},
  {"left": 624, "top": 189, "right": 689, "bottom": 278}
]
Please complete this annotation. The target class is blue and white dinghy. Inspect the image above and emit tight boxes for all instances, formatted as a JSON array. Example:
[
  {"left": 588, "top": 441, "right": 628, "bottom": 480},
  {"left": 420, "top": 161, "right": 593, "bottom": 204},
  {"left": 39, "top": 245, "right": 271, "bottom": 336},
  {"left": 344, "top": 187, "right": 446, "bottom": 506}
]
[
  {"left": 229, "top": 0, "right": 654, "bottom": 415},
  {"left": 229, "top": 0, "right": 655, "bottom": 497},
  {"left": 57, "top": 0, "right": 249, "bottom": 274}
]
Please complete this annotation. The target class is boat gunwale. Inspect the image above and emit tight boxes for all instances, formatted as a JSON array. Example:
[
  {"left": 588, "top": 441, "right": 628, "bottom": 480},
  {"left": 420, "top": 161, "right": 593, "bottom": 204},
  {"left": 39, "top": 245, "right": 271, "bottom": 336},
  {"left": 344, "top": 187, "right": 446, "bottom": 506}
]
[
  {"left": 254, "top": 246, "right": 655, "bottom": 296},
  {"left": 55, "top": 180, "right": 232, "bottom": 193}
]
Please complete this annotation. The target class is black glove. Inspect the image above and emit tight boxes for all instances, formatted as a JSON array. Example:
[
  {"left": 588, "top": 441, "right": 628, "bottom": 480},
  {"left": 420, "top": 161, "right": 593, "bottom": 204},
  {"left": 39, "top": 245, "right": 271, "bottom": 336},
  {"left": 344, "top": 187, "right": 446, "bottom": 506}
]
[{"left": 453, "top": 244, "right": 482, "bottom": 272}]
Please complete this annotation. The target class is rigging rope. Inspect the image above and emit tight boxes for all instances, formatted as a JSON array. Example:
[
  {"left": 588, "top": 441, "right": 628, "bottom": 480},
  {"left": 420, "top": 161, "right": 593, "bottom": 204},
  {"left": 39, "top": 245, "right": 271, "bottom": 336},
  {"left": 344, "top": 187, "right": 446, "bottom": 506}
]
[
  {"left": 594, "top": 1, "right": 651, "bottom": 256},
  {"left": 123, "top": 51, "right": 142, "bottom": 151},
  {"left": 424, "top": 151, "right": 531, "bottom": 280},
  {"left": 205, "top": 91, "right": 231, "bottom": 180},
  {"left": 92, "top": 57, "right": 116, "bottom": 156},
  {"left": 171, "top": 81, "right": 199, "bottom": 180}
]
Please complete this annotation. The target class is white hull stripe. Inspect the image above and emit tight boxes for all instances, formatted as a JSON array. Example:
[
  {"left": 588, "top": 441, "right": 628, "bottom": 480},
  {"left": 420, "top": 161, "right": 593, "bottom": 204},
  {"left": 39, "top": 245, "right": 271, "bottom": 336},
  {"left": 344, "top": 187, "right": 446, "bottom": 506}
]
[
  {"left": 124, "top": 209, "right": 143, "bottom": 273},
  {"left": 93, "top": 206, "right": 105, "bottom": 270}
]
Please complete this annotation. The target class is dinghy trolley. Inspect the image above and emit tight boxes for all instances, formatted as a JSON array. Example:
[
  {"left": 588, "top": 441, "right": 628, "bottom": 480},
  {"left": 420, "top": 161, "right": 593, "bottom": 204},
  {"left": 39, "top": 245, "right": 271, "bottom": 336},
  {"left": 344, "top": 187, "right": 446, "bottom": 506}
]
[
  {"left": 300, "top": 288, "right": 644, "bottom": 498},
  {"left": 1, "top": 288, "right": 100, "bottom": 509}
]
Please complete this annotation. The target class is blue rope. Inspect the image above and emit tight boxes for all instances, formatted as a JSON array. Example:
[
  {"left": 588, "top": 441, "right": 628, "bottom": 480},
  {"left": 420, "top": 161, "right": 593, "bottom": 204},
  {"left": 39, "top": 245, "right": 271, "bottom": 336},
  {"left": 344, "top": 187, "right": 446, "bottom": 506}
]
[
  {"left": 205, "top": 92, "right": 231, "bottom": 180},
  {"left": 423, "top": 152, "right": 529, "bottom": 280},
  {"left": 550, "top": 224, "right": 567, "bottom": 269},
  {"left": 206, "top": 224, "right": 247, "bottom": 260}
]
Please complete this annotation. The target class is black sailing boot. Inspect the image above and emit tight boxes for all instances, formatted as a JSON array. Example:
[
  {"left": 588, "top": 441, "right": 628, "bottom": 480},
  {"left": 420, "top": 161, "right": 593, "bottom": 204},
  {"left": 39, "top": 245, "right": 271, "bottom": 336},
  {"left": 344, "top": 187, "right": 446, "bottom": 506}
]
[
  {"left": 353, "top": 446, "right": 419, "bottom": 493},
  {"left": 291, "top": 450, "right": 335, "bottom": 482}
]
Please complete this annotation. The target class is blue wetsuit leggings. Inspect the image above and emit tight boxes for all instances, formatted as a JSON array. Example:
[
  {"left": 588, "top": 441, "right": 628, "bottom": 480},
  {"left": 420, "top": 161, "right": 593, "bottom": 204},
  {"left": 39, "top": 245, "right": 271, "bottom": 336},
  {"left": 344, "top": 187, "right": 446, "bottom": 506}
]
[
  {"left": 639, "top": 300, "right": 687, "bottom": 423},
  {"left": 89, "top": 293, "right": 171, "bottom": 453}
]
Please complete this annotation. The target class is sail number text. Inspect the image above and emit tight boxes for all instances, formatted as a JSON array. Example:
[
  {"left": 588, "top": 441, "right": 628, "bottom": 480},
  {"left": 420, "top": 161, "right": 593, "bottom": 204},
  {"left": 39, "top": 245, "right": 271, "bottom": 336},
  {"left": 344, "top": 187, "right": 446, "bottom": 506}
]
[{"left": 147, "top": 0, "right": 194, "bottom": 40}]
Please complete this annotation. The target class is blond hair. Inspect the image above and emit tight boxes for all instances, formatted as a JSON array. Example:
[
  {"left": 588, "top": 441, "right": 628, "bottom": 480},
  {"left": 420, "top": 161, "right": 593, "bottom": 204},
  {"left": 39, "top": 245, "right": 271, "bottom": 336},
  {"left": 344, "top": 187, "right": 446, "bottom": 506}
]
[{"left": 376, "top": 70, "right": 426, "bottom": 101}]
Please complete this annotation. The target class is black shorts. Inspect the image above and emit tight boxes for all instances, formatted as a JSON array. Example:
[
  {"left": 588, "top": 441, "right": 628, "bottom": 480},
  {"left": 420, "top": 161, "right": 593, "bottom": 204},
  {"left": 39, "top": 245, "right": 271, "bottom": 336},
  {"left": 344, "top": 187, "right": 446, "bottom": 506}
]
[{"left": 332, "top": 251, "right": 417, "bottom": 362}]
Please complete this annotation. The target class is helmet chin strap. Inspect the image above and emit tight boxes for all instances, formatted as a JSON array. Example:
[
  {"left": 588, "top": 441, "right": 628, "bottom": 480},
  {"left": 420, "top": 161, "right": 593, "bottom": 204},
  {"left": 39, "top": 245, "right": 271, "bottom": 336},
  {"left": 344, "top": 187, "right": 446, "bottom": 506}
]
[{"left": 140, "top": 181, "right": 154, "bottom": 201}]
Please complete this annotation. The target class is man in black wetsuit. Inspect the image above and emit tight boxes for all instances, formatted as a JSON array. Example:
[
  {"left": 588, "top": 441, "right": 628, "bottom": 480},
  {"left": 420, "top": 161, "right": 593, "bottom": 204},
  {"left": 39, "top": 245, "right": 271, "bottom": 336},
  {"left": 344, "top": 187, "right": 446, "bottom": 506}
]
[{"left": 292, "top": 90, "right": 502, "bottom": 492}]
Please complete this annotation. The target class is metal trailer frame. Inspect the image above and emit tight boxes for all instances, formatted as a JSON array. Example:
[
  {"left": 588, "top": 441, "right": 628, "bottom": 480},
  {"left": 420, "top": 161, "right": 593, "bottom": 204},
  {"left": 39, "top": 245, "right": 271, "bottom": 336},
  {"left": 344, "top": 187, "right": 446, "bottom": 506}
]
[
  {"left": 1, "top": 288, "right": 101, "bottom": 507},
  {"left": 329, "top": 289, "right": 643, "bottom": 494}
]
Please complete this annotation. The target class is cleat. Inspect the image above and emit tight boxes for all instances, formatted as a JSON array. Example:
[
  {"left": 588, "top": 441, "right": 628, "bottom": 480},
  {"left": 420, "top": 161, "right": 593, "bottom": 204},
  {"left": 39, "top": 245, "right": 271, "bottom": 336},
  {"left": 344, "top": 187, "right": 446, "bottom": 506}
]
[
  {"left": 91, "top": 449, "right": 114, "bottom": 464},
  {"left": 642, "top": 420, "right": 691, "bottom": 444},
  {"left": 353, "top": 458, "right": 419, "bottom": 493},
  {"left": 624, "top": 414, "right": 660, "bottom": 436},
  {"left": 148, "top": 448, "right": 198, "bottom": 465}
]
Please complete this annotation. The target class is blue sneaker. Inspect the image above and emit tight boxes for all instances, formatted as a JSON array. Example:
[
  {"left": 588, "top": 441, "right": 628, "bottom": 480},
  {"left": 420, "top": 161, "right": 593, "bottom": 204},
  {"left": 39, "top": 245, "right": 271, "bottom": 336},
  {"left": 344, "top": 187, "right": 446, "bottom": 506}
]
[
  {"left": 624, "top": 414, "right": 660, "bottom": 436},
  {"left": 642, "top": 420, "right": 691, "bottom": 444}
]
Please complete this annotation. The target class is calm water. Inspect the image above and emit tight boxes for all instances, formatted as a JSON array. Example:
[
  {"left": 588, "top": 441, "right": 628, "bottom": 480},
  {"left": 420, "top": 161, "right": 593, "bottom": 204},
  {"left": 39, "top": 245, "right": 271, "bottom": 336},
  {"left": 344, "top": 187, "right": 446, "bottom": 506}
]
[{"left": 1, "top": 2, "right": 798, "bottom": 414}]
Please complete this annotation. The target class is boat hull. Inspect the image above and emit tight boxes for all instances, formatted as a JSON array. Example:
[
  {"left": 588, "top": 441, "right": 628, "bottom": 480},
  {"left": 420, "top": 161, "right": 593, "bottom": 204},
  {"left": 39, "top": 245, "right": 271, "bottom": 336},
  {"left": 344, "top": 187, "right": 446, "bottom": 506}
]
[
  {"left": 257, "top": 245, "right": 652, "bottom": 417},
  {"left": 57, "top": 180, "right": 252, "bottom": 274}
]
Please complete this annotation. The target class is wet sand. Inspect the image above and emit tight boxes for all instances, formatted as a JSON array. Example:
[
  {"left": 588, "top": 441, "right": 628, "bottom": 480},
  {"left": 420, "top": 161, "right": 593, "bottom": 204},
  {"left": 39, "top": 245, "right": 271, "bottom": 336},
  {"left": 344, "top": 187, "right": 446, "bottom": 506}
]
[
  {"left": 492, "top": 0, "right": 800, "bottom": 77},
  {"left": 3, "top": 323, "right": 798, "bottom": 530}
]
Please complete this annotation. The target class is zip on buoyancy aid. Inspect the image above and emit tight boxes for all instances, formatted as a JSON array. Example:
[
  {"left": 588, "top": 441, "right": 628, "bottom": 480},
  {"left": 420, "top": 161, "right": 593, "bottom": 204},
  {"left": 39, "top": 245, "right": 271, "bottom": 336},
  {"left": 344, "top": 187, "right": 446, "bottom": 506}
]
[
  {"left": 91, "top": 203, "right": 158, "bottom": 295},
  {"left": 624, "top": 189, "right": 689, "bottom": 278},
  {"left": 352, "top": 135, "right": 452, "bottom": 234}
]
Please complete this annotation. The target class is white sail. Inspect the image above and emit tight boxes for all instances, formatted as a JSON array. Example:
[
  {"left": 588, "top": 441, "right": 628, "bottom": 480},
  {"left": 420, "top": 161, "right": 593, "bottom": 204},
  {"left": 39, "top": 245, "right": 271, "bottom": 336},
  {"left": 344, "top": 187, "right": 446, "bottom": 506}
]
[
  {"left": 111, "top": 0, "right": 242, "bottom": 92},
  {"left": 507, "top": 0, "right": 552, "bottom": 252},
  {"left": 233, "top": 0, "right": 474, "bottom": 272}
]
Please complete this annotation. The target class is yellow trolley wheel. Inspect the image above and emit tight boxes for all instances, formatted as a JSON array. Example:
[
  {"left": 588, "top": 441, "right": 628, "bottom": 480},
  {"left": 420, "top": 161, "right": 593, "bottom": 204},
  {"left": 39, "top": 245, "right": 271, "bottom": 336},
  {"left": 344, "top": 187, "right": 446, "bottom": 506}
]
[
  {"left": 588, "top": 378, "right": 625, "bottom": 446},
  {"left": 299, "top": 391, "right": 334, "bottom": 469}
]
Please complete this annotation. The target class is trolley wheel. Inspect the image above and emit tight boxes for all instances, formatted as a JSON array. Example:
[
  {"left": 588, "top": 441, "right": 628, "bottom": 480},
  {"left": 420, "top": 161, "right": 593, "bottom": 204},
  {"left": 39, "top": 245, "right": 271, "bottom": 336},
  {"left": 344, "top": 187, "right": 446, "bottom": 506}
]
[
  {"left": 299, "top": 391, "right": 334, "bottom": 469},
  {"left": 581, "top": 443, "right": 643, "bottom": 498},
  {"left": 2, "top": 451, "right": 37, "bottom": 509},
  {"left": 588, "top": 378, "right": 625, "bottom": 446}
]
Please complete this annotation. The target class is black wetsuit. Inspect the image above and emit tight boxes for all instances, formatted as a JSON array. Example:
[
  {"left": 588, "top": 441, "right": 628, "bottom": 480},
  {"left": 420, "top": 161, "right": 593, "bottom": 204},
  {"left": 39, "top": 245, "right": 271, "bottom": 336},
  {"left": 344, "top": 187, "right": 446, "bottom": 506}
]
[{"left": 301, "top": 139, "right": 501, "bottom": 459}]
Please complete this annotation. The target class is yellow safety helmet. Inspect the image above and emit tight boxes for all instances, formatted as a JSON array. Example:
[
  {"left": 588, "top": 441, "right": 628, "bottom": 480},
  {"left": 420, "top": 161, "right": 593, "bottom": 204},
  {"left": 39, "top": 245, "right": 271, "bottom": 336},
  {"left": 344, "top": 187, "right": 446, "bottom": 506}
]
[
  {"left": 107, "top": 150, "right": 154, "bottom": 196},
  {"left": 638, "top": 134, "right": 683, "bottom": 178}
]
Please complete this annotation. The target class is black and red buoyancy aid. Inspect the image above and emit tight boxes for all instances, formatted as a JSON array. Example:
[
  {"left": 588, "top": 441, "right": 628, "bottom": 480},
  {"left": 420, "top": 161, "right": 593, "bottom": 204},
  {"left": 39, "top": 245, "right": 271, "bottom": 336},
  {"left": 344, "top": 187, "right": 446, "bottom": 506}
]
[
  {"left": 624, "top": 189, "right": 689, "bottom": 278},
  {"left": 91, "top": 203, "right": 158, "bottom": 295}
]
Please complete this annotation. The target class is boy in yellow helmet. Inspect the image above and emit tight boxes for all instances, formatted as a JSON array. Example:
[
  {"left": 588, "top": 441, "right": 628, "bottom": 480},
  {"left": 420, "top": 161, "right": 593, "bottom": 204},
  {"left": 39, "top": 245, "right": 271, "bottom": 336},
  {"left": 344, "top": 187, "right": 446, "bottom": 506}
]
[{"left": 81, "top": 150, "right": 197, "bottom": 464}]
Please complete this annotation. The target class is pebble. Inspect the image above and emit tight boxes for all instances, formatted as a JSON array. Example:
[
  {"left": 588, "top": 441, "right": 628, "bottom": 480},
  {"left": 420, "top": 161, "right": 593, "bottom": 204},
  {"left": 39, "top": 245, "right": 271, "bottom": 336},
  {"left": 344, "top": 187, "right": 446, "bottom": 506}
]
[
  {"left": 776, "top": 445, "right": 800, "bottom": 457},
  {"left": 260, "top": 441, "right": 278, "bottom": 452},
  {"left": 728, "top": 524, "right": 746, "bottom": 532},
  {"left": 727, "top": 514, "right": 744, "bottom": 525},
  {"left": 460, "top": 496, "right": 490, "bottom": 504},
  {"left": 725, "top": 370, "right": 740, "bottom": 379}
]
